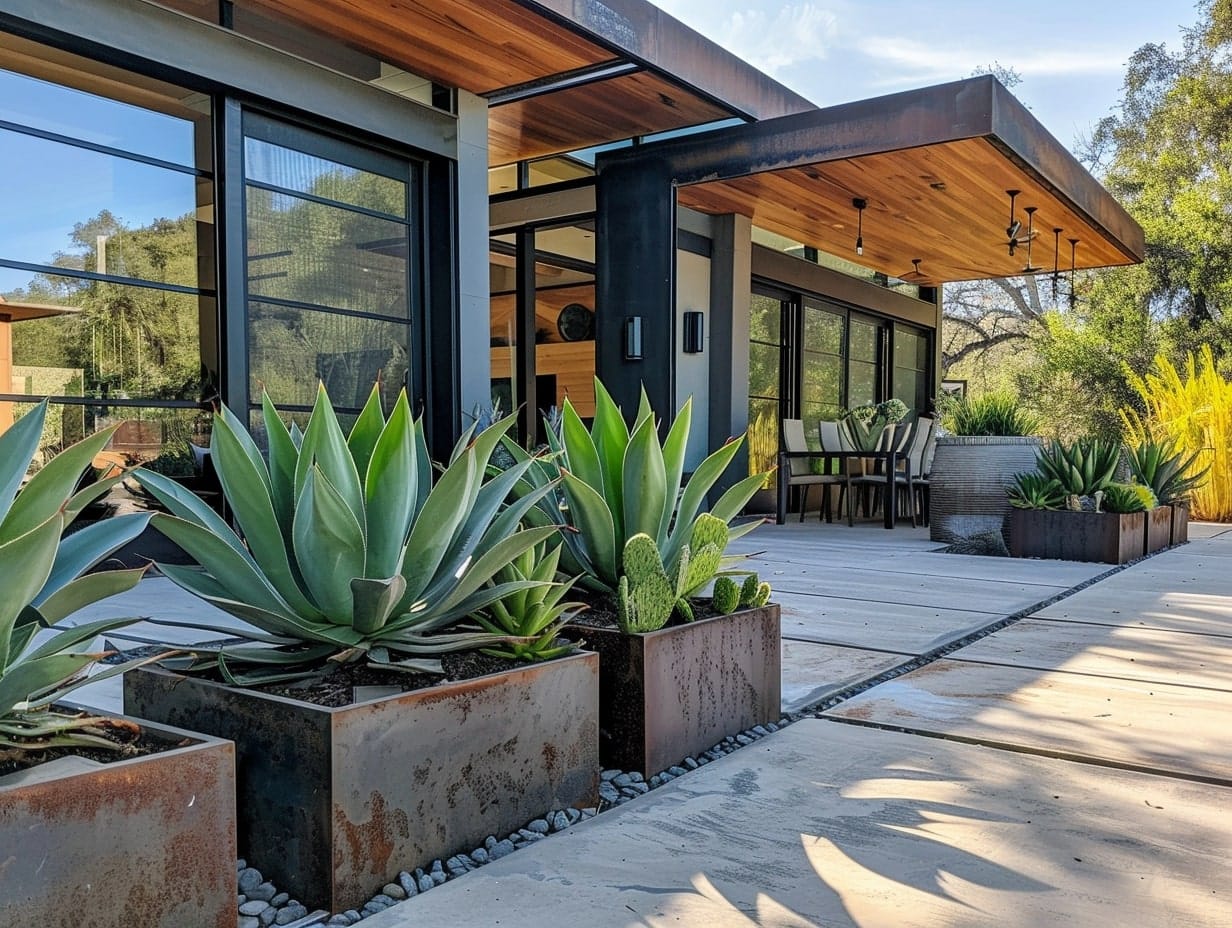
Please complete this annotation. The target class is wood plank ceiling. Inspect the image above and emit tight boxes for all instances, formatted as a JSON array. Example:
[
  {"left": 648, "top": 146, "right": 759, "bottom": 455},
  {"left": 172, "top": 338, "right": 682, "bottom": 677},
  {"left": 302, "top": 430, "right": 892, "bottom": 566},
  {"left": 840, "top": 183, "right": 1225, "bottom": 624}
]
[
  {"left": 488, "top": 70, "right": 732, "bottom": 166},
  {"left": 678, "top": 137, "right": 1136, "bottom": 284},
  {"left": 241, "top": 0, "right": 749, "bottom": 165}
]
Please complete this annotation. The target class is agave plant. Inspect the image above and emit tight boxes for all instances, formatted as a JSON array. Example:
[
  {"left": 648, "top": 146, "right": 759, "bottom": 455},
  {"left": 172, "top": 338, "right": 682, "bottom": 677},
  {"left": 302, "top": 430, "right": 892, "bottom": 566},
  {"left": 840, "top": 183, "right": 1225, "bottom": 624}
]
[
  {"left": 1127, "top": 439, "right": 1209, "bottom": 505},
  {"left": 0, "top": 401, "right": 157, "bottom": 758},
  {"left": 474, "top": 542, "right": 582, "bottom": 662},
  {"left": 133, "top": 385, "right": 561, "bottom": 684},
  {"left": 1007, "top": 471, "right": 1066, "bottom": 510},
  {"left": 503, "top": 379, "right": 768, "bottom": 596},
  {"left": 1035, "top": 438, "right": 1121, "bottom": 497}
]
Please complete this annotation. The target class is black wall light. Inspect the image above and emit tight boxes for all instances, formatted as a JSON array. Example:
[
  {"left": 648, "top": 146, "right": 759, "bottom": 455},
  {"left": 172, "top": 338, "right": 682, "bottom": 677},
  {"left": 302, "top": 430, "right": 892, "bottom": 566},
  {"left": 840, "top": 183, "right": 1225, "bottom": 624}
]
[
  {"left": 682, "top": 311, "right": 705, "bottom": 353},
  {"left": 624, "top": 316, "right": 643, "bottom": 360}
]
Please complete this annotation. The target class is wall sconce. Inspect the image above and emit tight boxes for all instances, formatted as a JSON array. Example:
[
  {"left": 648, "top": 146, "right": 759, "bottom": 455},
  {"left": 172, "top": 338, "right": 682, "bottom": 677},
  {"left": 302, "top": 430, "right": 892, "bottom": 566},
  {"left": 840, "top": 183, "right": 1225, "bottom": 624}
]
[
  {"left": 682, "top": 311, "right": 704, "bottom": 353},
  {"left": 624, "top": 316, "right": 643, "bottom": 360}
]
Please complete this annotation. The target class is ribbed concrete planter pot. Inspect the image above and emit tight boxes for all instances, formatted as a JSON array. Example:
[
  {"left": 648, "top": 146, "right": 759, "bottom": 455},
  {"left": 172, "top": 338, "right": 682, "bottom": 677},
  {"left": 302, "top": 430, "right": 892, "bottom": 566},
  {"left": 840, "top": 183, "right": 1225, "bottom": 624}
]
[
  {"left": 1007, "top": 509, "right": 1146, "bottom": 564},
  {"left": 125, "top": 652, "right": 599, "bottom": 912},
  {"left": 929, "top": 436, "right": 1043, "bottom": 543},
  {"left": 577, "top": 604, "right": 781, "bottom": 775},
  {"left": 1145, "top": 506, "right": 1173, "bottom": 554},
  {"left": 1171, "top": 502, "right": 1190, "bottom": 545},
  {"left": 0, "top": 714, "right": 236, "bottom": 928}
]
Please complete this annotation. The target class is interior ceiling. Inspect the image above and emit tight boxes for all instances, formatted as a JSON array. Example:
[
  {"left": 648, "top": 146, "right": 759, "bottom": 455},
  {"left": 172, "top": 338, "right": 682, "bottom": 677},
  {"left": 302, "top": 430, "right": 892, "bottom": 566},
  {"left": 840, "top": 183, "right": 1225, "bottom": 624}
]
[
  {"left": 488, "top": 70, "right": 732, "bottom": 166},
  {"left": 677, "top": 137, "right": 1137, "bottom": 284}
]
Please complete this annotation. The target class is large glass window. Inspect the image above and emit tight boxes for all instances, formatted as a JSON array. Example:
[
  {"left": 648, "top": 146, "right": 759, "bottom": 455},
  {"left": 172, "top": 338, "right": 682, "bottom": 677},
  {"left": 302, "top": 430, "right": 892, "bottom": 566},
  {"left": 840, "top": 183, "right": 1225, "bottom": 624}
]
[
  {"left": 0, "top": 38, "right": 214, "bottom": 473},
  {"left": 489, "top": 222, "right": 596, "bottom": 441},
  {"left": 893, "top": 325, "right": 932, "bottom": 414},
  {"left": 847, "top": 316, "right": 881, "bottom": 408},
  {"left": 800, "top": 299, "right": 845, "bottom": 444},
  {"left": 747, "top": 291, "right": 785, "bottom": 485},
  {"left": 243, "top": 115, "right": 416, "bottom": 417}
]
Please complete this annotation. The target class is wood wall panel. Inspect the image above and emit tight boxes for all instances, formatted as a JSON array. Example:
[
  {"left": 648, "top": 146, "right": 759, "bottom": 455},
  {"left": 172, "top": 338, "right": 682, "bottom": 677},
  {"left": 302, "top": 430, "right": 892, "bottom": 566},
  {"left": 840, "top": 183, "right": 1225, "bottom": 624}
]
[
  {"left": 489, "top": 71, "right": 732, "bottom": 165},
  {"left": 678, "top": 137, "right": 1132, "bottom": 284},
  {"left": 490, "top": 342, "right": 596, "bottom": 417}
]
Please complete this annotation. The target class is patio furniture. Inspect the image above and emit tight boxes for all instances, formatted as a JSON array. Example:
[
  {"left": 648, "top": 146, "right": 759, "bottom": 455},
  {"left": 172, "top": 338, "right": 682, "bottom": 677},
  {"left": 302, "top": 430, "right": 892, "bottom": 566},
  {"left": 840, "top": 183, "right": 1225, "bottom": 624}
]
[
  {"left": 778, "top": 419, "right": 849, "bottom": 523},
  {"left": 893, "top": 416, "right": 936, "bottom": 526},
  {"left": 777, "top": 443, "right": 900, "bottom": 529},
  {"left": 850, "top": 420, "right": 914, "bottom": 521}
]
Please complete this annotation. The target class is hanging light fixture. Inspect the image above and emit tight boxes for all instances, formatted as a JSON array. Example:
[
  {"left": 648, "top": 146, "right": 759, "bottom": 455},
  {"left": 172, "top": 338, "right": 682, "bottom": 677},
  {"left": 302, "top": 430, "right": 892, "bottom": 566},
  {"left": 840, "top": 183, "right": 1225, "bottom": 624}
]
[
  {"left": 1068, "top": 238, "right": 1080, "bottom": 309},
  {"left": 1051, "top": 228, "right": 1063, "bottom": 301},
  {"left": 1005, "top": 189, "right": 1022, "bottom": 254},
  {"left": 852, "top": 198, "right": 867, "bottom": 256},
  {"left": 1023, "top": 206, "right": 1038, "bottom": 272}
]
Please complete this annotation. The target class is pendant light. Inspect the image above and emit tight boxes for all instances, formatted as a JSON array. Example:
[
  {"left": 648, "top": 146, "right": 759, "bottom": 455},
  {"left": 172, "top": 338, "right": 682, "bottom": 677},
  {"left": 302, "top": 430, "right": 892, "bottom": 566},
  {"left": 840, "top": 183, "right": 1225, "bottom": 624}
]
[
  {"left": 853, "top": 198, "right": 867, "bottom": 256},
  {"left": 1068, "top": 238, "right": 1080, "bottom": 309},
  {"left": 1051, "top": 228, "right": 1063, "bottom": 301}
]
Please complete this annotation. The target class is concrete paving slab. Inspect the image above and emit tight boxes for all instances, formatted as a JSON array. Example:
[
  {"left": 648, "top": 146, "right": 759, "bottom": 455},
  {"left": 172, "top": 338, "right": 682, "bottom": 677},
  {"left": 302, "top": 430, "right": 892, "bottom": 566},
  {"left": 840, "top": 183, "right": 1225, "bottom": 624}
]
[
  {"left": 769, "top": 570, "right": 1063, "bottom": 616},
  {"left": 825, "top": 659, "right": 1232, "bottom": 784},
  {"left": 947, "top": 619, "right": 1232, "bottom": 692},
  {"left": 361, "top": 721, "right": 1232, "bottom": 928},
  {"left": 1033, "top": 589, "right": 1232, "bottom": 638},
  {"left": 780, "top": 640, "right": 908, "bottom": 712},
  {"left": 778, "top": 593, "right": 996, "bottom": 656},
  {"left": 54, "top": 576, "right": 251, "bottom": 645},
  {"left": 1187, "top": 523, "right": 1231, "bottom": 540}
]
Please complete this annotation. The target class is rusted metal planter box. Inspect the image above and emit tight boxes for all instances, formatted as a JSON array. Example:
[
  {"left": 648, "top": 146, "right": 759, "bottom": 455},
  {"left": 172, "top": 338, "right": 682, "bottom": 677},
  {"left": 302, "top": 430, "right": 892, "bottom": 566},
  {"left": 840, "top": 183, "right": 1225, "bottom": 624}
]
[
  {"left": 0, "top": 714, "right": 236, "bottom": 928},
  {"left": 1145, "top": 505, "right": 1173, "bottom": 554},
  {"left": 579, "top": 604, "right": 780, "bottom": 775},
  {"left": 124, "top": 651, "right": 599, "bottom": 913},
  {"left": 1171, "top": 502, "right": 1190, "bottom": 545},
  {"left": 1007, "top": 509, "right": 1146, "bottom": 564}
]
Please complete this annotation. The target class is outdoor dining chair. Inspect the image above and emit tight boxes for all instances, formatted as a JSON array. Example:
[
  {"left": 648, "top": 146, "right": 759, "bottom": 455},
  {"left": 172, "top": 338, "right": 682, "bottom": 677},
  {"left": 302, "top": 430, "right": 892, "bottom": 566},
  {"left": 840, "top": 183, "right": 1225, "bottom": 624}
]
[{"left": 780, "top": 418, "right": 849, "bottom": 523}]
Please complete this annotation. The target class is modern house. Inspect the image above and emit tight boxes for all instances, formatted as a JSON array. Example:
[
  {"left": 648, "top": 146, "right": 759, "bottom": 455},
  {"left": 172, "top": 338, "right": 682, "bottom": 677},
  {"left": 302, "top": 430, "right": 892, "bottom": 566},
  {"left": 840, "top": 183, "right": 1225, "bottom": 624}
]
[{"left": 0, "top": 0, "right": 1143, "bottom": 492}]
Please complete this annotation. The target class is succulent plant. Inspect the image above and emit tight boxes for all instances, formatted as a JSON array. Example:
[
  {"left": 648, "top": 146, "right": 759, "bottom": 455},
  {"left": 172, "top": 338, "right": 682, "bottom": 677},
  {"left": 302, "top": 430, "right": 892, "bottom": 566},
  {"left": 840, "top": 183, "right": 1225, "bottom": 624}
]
[
  {"left": 1007, "top": 471, "right": 1066, "bottom": 510},
  {"left": 474, "top": 542, "right": 582, "bottom": 662},
  {"left": 0, "top": 401, "right": 158, "bottom": 759},
  {"left": 133, "top": 384, "right": 561, "bottom": 685},
  {"left": 711, "top": 577, "right": 741, "bottom": 614},
  {"left": 505, "top": 379, "right": 767, "bottom": 597},
  {"left": 1127, "top": 439, "right": 1209, "bottom": 505},
  {"left": 738, "top": 573, "right": 772, "bottom": 608},
  {"left": 1035, "top": 438, "right": 1121, "bottom": 497},
  {"left": 1102, "top": 482, "right": 1157, "bottom": 514}
]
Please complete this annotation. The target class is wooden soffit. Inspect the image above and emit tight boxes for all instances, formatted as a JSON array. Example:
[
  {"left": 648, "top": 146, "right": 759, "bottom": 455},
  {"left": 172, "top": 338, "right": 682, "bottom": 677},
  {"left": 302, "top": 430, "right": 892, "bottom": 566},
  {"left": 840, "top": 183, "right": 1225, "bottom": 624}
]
[
  {"left": 643, "top": 76, "right": 1144, "bottom": 284},
  {"left": 489, "top": 69, "right": 732, "bottom": 166}
]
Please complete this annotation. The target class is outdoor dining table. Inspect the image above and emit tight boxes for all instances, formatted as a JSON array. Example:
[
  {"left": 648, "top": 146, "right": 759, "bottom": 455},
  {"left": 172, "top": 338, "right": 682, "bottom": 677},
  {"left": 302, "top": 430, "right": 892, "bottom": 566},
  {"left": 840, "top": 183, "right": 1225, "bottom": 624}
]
[{"left": 776, "top": 449, "right": 901, "bottom": 529}]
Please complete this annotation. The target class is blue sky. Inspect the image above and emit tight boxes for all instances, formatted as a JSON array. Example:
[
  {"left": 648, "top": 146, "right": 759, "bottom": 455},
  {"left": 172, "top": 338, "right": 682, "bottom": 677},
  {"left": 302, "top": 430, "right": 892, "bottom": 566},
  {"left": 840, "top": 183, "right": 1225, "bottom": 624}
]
[{"left": 655, "top": 0, "right": 1195, "bottom": 153}]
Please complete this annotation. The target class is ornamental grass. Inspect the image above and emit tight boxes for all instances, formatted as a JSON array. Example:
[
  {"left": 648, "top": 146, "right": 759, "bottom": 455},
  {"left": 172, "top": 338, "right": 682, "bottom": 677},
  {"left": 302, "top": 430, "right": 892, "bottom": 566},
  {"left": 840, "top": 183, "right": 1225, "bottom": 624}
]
[{"left": 1121, "top": 346, "right": 1227, "bottom": 521}]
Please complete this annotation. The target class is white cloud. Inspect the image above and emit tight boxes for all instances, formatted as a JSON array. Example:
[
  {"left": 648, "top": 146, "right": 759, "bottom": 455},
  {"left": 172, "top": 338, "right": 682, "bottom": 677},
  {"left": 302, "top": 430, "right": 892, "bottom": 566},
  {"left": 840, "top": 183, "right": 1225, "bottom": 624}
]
[{"left": 656, "top": 2, "right": 842, "bottom": 76}]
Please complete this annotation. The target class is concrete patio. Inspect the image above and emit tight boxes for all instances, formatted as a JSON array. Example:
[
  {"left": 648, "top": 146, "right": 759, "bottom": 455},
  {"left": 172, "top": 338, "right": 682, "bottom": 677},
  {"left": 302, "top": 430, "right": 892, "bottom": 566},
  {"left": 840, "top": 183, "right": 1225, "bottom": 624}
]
[
  {"left": 357, "top": 521, "right": 1232, "bottom": 927},
  {"left": 52, "top": 517, "right": 1232, "bottom": 926}
]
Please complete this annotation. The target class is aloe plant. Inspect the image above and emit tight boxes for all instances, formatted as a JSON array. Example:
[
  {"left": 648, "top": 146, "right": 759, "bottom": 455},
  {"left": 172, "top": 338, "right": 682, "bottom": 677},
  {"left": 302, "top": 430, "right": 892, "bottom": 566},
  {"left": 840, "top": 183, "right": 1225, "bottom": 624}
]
[
  {"left": 505, "top": 380, "right": 768, "bottom": 597},
  {"left": 474, "top": 543, "right": 582, "bottom": 662},
  {"left": 133, "top": 385, "right": 561, "bottom": 684},
  {"left": 0, "top": 401, "right": 156, "bottom": 758},
  {"left": 1035, "top": 438, "right": 1121, "bottom": 497},
  {"left": 1127, "top": 439, "right": 1209, "bottom": 505}
]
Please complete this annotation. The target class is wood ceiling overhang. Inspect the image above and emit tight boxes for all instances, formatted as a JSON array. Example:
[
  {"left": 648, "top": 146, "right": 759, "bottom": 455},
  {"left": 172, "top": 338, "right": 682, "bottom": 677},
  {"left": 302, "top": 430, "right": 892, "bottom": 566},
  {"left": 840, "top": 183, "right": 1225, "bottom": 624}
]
[
  {"left": 609, "top": 76, "right": 1146, "bottom": 285},
  {"left": 243, "top": 0, "right": 813, "bottom": 166}
]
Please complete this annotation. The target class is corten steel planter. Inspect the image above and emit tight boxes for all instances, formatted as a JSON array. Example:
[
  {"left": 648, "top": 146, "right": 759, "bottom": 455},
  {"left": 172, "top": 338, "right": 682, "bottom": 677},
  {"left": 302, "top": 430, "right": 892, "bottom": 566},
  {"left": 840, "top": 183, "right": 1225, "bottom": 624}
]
[
  {"left": 929, "top": 436, "right": 1043, "bottom": 544},
  {"left": 0, "top": 713, "right": 236, "bottom": 928},
  {"left": 1171, "top": 502, "right": 1190, "bottom": 545},
  {"left": 1145, "top": 506, "right": 1173, "bottom": 555},
  {"left": 1007, "top": 509, "right": 1147, "bottom": 564},
  {"left": 579, "top": 604, "right": 780, "bottom": 775},
  {"left": 124, "top": 651, "right": 599, "bottom": 912}
]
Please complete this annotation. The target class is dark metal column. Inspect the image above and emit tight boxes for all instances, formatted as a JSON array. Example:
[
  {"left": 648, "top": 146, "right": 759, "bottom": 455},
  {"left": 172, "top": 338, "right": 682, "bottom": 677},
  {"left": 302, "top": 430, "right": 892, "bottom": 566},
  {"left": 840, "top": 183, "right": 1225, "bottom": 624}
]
[
  {"left": 514, "top": 227, "right": 537, "bottom": 443},
  {"left": 595, "top": 156, "right": 676, "bottom": 424}
]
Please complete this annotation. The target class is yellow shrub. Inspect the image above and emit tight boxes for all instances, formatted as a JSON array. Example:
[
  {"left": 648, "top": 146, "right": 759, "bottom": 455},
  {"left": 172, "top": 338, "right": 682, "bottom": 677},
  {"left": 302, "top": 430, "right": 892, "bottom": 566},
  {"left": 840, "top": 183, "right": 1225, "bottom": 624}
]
[{"left": 1121, "top": 346, "right": 1230, "bottom": 521}]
